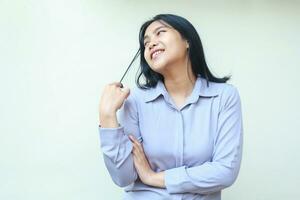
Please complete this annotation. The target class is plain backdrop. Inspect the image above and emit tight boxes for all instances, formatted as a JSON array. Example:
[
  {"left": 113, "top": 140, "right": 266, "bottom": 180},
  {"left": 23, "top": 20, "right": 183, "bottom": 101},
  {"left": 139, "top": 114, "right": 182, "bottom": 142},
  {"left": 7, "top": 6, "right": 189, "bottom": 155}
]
[{"left": 0, "top": 0, "right": 299, "bottom": 199}]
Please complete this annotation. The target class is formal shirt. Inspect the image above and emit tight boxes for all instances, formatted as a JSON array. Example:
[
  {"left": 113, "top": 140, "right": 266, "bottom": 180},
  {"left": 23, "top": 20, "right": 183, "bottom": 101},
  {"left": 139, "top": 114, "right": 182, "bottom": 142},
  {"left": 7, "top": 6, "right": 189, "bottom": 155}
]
[{"left": 98, "top": 76, "right": 243, "bottom": 200}]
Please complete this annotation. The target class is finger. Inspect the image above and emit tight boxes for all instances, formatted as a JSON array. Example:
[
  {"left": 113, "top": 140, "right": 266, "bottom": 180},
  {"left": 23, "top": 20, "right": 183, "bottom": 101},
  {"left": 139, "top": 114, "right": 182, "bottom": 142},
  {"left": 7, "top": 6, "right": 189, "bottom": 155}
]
[
  {"left": 131, "top": 149, "right": 137, "bottom": 156},
  {"left": 135, "top": 140, "right": 143, "bottom": 149},
  {"left": 130, "top": 135, "right": 144, "bottom": 152},
  {"left": 109, "top": 82, "right": 122, "bottom": 87},
  {"left": 129, "top": 134, "right": 140, "bottom": 143},
  {"left": 131, "top": 139, "right": 142, "bottom": 152},
  {"left": 131, "top": 141, "right": 137, "bottom": 149},
  {"left": 132, "top": 149, "right": 141, "bottom": 159},
  {"left": 120, "top": 87, "right": 130, "bottom": 98},
  {"left": 132, "top": 141, "right": 141, "bottom": 152},
  {"left": 132, "top": 144, "right": 143, "bottom": 156},
  {"left": 128, "top": 134, "right": 135, "bottom": 142},
  {"left": 128, "top": 134, "right": 138, "bottom": 142},
  {"left": 131, "top": 142, "right": 139, "bottom": 153}
]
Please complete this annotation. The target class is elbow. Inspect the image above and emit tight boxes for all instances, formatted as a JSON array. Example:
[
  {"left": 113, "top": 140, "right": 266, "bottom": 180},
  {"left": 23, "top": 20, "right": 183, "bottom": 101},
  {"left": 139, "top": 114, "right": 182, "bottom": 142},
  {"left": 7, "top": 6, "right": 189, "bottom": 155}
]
[
  {"left": 113, "top": 180, "right": 131, "bottom": 187},
  {"left": 219, "top": 167, "right": 240, "bottom": 189},
  {"left": 103, "top": 152, "right": 137, "bottom": 187},
  {"left": 222, "top": 176, "right": 236, "bottom": 189},
  {"left": 113, "top": 178, "right": 134, "bottom": 187},
  {"left": 109, "top": 170, "right": 137, "bottom": 187}
]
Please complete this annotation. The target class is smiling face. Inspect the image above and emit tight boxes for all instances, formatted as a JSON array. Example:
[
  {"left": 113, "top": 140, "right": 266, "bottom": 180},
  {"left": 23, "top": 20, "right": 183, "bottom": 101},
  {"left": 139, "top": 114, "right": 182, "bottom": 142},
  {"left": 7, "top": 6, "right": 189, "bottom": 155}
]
[{"left": 143, "top": 20, "right": 189, "bottom": 74}]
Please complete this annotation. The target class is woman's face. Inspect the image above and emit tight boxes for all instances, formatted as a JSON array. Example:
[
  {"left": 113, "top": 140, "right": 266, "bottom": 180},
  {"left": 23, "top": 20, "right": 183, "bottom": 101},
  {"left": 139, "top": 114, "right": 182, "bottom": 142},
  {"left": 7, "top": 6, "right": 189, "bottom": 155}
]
[{"left": 143, "top": 20, "right": 189, "bottom": 74}]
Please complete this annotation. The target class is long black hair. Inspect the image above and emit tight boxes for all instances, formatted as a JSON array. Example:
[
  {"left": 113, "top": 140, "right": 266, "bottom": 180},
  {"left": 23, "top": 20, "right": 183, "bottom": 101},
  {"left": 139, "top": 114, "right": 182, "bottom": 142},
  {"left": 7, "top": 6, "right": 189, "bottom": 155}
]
[{"left": 135, "top": 14, "right": 230, "bottom": 89}]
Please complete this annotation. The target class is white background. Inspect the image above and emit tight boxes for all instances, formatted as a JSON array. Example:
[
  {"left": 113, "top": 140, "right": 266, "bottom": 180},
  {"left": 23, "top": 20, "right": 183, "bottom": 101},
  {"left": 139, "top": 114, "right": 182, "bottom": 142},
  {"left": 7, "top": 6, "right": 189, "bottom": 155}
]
[{"left": 0, "top": 0, "right": 299, "bottom": 199}]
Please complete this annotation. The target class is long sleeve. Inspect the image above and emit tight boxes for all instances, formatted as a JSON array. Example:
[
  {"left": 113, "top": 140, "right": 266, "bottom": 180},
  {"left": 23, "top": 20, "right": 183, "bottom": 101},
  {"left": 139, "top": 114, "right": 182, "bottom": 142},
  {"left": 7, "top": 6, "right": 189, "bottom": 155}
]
[
  {"left": 99, "top": 92, "right": 141, "bottom": 187},
  {"left": 164, "top": 86, "right": 243, "bottom": 194}
]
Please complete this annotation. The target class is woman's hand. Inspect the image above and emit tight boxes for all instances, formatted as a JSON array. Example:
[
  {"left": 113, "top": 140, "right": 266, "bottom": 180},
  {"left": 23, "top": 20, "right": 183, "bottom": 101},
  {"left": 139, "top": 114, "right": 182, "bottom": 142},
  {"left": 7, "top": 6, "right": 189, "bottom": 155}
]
[
  {"left": 129, "top": 135, "right": 166, "bottom": 188},
  {"left": 98, "top": 82, "right": 130, "bottom": 127}
]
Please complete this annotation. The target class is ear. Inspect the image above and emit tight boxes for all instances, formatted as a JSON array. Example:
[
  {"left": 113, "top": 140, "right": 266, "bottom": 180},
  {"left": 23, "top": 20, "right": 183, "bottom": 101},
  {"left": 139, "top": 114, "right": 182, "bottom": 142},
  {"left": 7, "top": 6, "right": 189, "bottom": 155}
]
[{"left": 186, "top": 41, "right": 190, "bottom": 49}]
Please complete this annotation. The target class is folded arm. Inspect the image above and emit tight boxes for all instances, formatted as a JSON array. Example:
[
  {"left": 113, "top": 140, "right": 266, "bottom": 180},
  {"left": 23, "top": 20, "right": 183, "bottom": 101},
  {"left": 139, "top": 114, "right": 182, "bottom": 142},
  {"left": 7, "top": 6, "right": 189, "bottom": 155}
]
[
  {"left": 164, "top": 86, "right": 243, "bottom": 194},
  {"left": 99, "top": 92, "right": 141, "bottom": 187}
]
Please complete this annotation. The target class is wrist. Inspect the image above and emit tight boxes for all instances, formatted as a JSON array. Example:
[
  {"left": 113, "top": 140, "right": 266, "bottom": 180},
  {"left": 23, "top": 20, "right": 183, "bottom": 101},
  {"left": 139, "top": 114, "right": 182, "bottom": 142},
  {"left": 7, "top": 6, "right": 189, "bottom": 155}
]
[
  {"left": 143, "top": 170, "right": 155, "bottom": 185},
  {"left": 99, "top": 113, "right": 118, "bottom": 128},
  {"left": 146, "top": 171, "right": 165, "bottom": 188},
  {"left": 100, "top": 108, "right": 117, "bottom": 116}
]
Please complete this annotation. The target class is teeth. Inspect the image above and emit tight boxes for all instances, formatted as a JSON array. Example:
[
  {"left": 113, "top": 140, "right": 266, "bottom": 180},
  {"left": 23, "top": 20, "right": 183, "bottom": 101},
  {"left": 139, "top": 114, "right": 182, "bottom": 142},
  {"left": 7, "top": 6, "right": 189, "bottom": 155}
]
[{"left": 152, "top": 50, "right": 163, "bottom": 59}]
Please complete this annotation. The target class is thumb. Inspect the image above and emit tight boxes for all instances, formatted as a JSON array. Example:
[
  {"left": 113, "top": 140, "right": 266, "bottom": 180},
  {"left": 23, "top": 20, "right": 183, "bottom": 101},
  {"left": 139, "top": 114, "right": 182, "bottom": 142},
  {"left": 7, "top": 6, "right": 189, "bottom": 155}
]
[{"left": 121, "top": 86, "right": 130, "bottom": 99}]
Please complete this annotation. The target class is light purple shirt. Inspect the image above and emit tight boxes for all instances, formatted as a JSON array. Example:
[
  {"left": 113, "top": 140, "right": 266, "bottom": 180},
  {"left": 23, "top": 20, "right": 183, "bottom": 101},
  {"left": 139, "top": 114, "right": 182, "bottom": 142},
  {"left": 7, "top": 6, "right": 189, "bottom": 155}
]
[{"left": 99, "top": 76, "right": 243, "bottom": 200}]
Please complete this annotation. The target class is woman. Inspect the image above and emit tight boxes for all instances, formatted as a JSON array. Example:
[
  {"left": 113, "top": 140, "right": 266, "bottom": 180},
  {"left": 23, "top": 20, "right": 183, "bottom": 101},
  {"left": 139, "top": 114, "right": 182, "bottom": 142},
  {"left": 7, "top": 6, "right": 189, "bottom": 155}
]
[{"left": 98, "top": 14, "right": 243, "bottom": 200}]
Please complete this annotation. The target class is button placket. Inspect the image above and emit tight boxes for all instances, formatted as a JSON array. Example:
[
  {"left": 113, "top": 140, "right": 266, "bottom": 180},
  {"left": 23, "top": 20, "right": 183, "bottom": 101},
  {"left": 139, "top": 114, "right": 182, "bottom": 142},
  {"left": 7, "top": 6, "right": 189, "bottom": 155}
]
[
  {"left": 174, "top": 110, "right": 184, "bottom": 167},
  {"left": 178, "top": 111, "right": 184, "bottom": 166}
]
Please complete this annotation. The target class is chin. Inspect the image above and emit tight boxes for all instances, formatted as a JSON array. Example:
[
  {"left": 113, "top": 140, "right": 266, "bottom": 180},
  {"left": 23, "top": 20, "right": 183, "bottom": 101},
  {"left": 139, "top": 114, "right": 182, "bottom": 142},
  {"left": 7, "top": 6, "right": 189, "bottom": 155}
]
[
  {"left": 149, "top": 65, "right": 166, "bottom": 74},
  {"left": 149, "top": 60, "right": 168, "bottom": 73}
]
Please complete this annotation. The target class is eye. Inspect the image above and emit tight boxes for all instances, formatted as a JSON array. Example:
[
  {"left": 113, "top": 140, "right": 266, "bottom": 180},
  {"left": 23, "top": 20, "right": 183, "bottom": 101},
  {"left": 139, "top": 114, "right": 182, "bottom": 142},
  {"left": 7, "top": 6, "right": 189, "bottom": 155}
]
[
  {"left": 144, "top": 41, "right": 149, "bottom": 47},
  {"left": 157, "top": 30, "right": 166, "bottom": 36}
]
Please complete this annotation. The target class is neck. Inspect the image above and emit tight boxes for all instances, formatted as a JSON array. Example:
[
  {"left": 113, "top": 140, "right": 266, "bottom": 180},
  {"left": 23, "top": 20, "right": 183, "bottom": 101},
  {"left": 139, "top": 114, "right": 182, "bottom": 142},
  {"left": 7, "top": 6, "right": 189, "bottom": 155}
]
[{"left": 162, "top": 62, "right": 196, "bottom": 98}]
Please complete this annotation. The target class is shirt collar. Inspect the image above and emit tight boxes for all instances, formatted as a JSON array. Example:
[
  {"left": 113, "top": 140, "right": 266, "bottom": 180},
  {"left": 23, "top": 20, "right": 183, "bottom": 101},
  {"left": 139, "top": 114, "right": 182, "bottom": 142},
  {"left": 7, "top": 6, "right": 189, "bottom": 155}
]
[{"left": 144, "top": 76, "right": 219, "bottom": 103}]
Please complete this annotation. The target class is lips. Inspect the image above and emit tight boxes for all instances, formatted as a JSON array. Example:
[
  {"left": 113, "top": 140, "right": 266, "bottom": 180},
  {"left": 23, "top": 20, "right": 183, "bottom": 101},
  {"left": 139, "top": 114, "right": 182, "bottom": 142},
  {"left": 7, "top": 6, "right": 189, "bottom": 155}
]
[{"left": 150, "top": 49, "right": 165, "bottom": 60}]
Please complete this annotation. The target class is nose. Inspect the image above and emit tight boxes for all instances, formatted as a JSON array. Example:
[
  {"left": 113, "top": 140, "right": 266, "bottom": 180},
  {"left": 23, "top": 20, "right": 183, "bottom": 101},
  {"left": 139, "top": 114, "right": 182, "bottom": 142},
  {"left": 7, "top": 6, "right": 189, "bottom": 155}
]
[{"left": 148, "top": 41, "right": 158, "bottom": 50}]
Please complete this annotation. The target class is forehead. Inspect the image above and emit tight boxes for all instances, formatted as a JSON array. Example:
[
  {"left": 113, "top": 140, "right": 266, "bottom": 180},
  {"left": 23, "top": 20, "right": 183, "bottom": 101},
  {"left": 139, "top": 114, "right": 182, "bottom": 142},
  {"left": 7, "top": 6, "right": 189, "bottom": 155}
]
[{"left": 144, "top": 20, "right": 170, "bottom": 37}]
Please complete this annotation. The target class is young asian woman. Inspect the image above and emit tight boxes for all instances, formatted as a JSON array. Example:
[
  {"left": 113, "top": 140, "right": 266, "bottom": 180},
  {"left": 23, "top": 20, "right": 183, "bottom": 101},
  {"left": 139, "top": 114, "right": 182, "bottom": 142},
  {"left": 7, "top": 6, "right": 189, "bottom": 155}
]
[{"left": 98, "top": 14, "right": 243, "bottom": 200}]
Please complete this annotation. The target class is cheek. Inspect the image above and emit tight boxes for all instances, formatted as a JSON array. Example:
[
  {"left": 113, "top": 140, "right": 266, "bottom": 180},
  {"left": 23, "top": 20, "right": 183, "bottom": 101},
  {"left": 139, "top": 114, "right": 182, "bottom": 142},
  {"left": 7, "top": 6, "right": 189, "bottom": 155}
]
[
  {"left": 144, "top": 50, "right": 150, "bottom": 63},
  {"left": 169, "top": 41, "right": 187, "bottom": 57}
]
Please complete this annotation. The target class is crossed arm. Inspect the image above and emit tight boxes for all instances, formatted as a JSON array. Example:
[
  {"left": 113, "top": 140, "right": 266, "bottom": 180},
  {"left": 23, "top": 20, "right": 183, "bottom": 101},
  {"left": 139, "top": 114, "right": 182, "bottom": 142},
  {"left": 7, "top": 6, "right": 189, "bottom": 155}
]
[
  {"left": 99, "top": 86, "right": 243, "bottom": 194},
  {"left": 128, "top": 134, "right": 165, "bottom": 188}
]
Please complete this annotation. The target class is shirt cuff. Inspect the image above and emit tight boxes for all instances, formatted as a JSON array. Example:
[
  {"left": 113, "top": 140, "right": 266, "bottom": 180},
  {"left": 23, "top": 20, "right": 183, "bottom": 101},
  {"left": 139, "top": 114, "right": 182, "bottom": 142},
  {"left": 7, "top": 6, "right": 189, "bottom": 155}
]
[
  {"left": 98, "top": 126, "right": 124, "bottom": 146},
  {"left": 165, "top": 166, "right": 189, "bottom": 194}
]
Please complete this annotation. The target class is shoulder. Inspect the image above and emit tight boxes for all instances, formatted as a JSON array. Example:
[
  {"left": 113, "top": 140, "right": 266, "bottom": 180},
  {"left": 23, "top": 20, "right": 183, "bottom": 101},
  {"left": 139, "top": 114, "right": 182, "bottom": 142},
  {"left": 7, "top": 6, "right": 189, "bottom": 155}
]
[
  {"left": 124, "top": 85, "right": 153, "bottom": 108},
  {"left": 202, "top": 78, "right": 240, "bottom": 98},
  {"left": 204, "top": 79, "right": 238, "bottom": 94},
  {"left": 200, "top": 78, "right": 241, "bottom": 107},
  {"left": 127, "top": 85, "right": 154, "bottom": 102},
  {"left": 210, "top": 82, "right": 243, "bottom": 119}
]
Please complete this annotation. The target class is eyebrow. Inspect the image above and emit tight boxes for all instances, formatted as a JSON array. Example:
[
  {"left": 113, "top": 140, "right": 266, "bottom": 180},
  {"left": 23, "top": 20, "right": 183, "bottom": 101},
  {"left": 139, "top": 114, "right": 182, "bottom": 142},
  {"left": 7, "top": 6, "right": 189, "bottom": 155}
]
[{"left": 143, "top": 25, "right": 168, "bottom": 42}]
